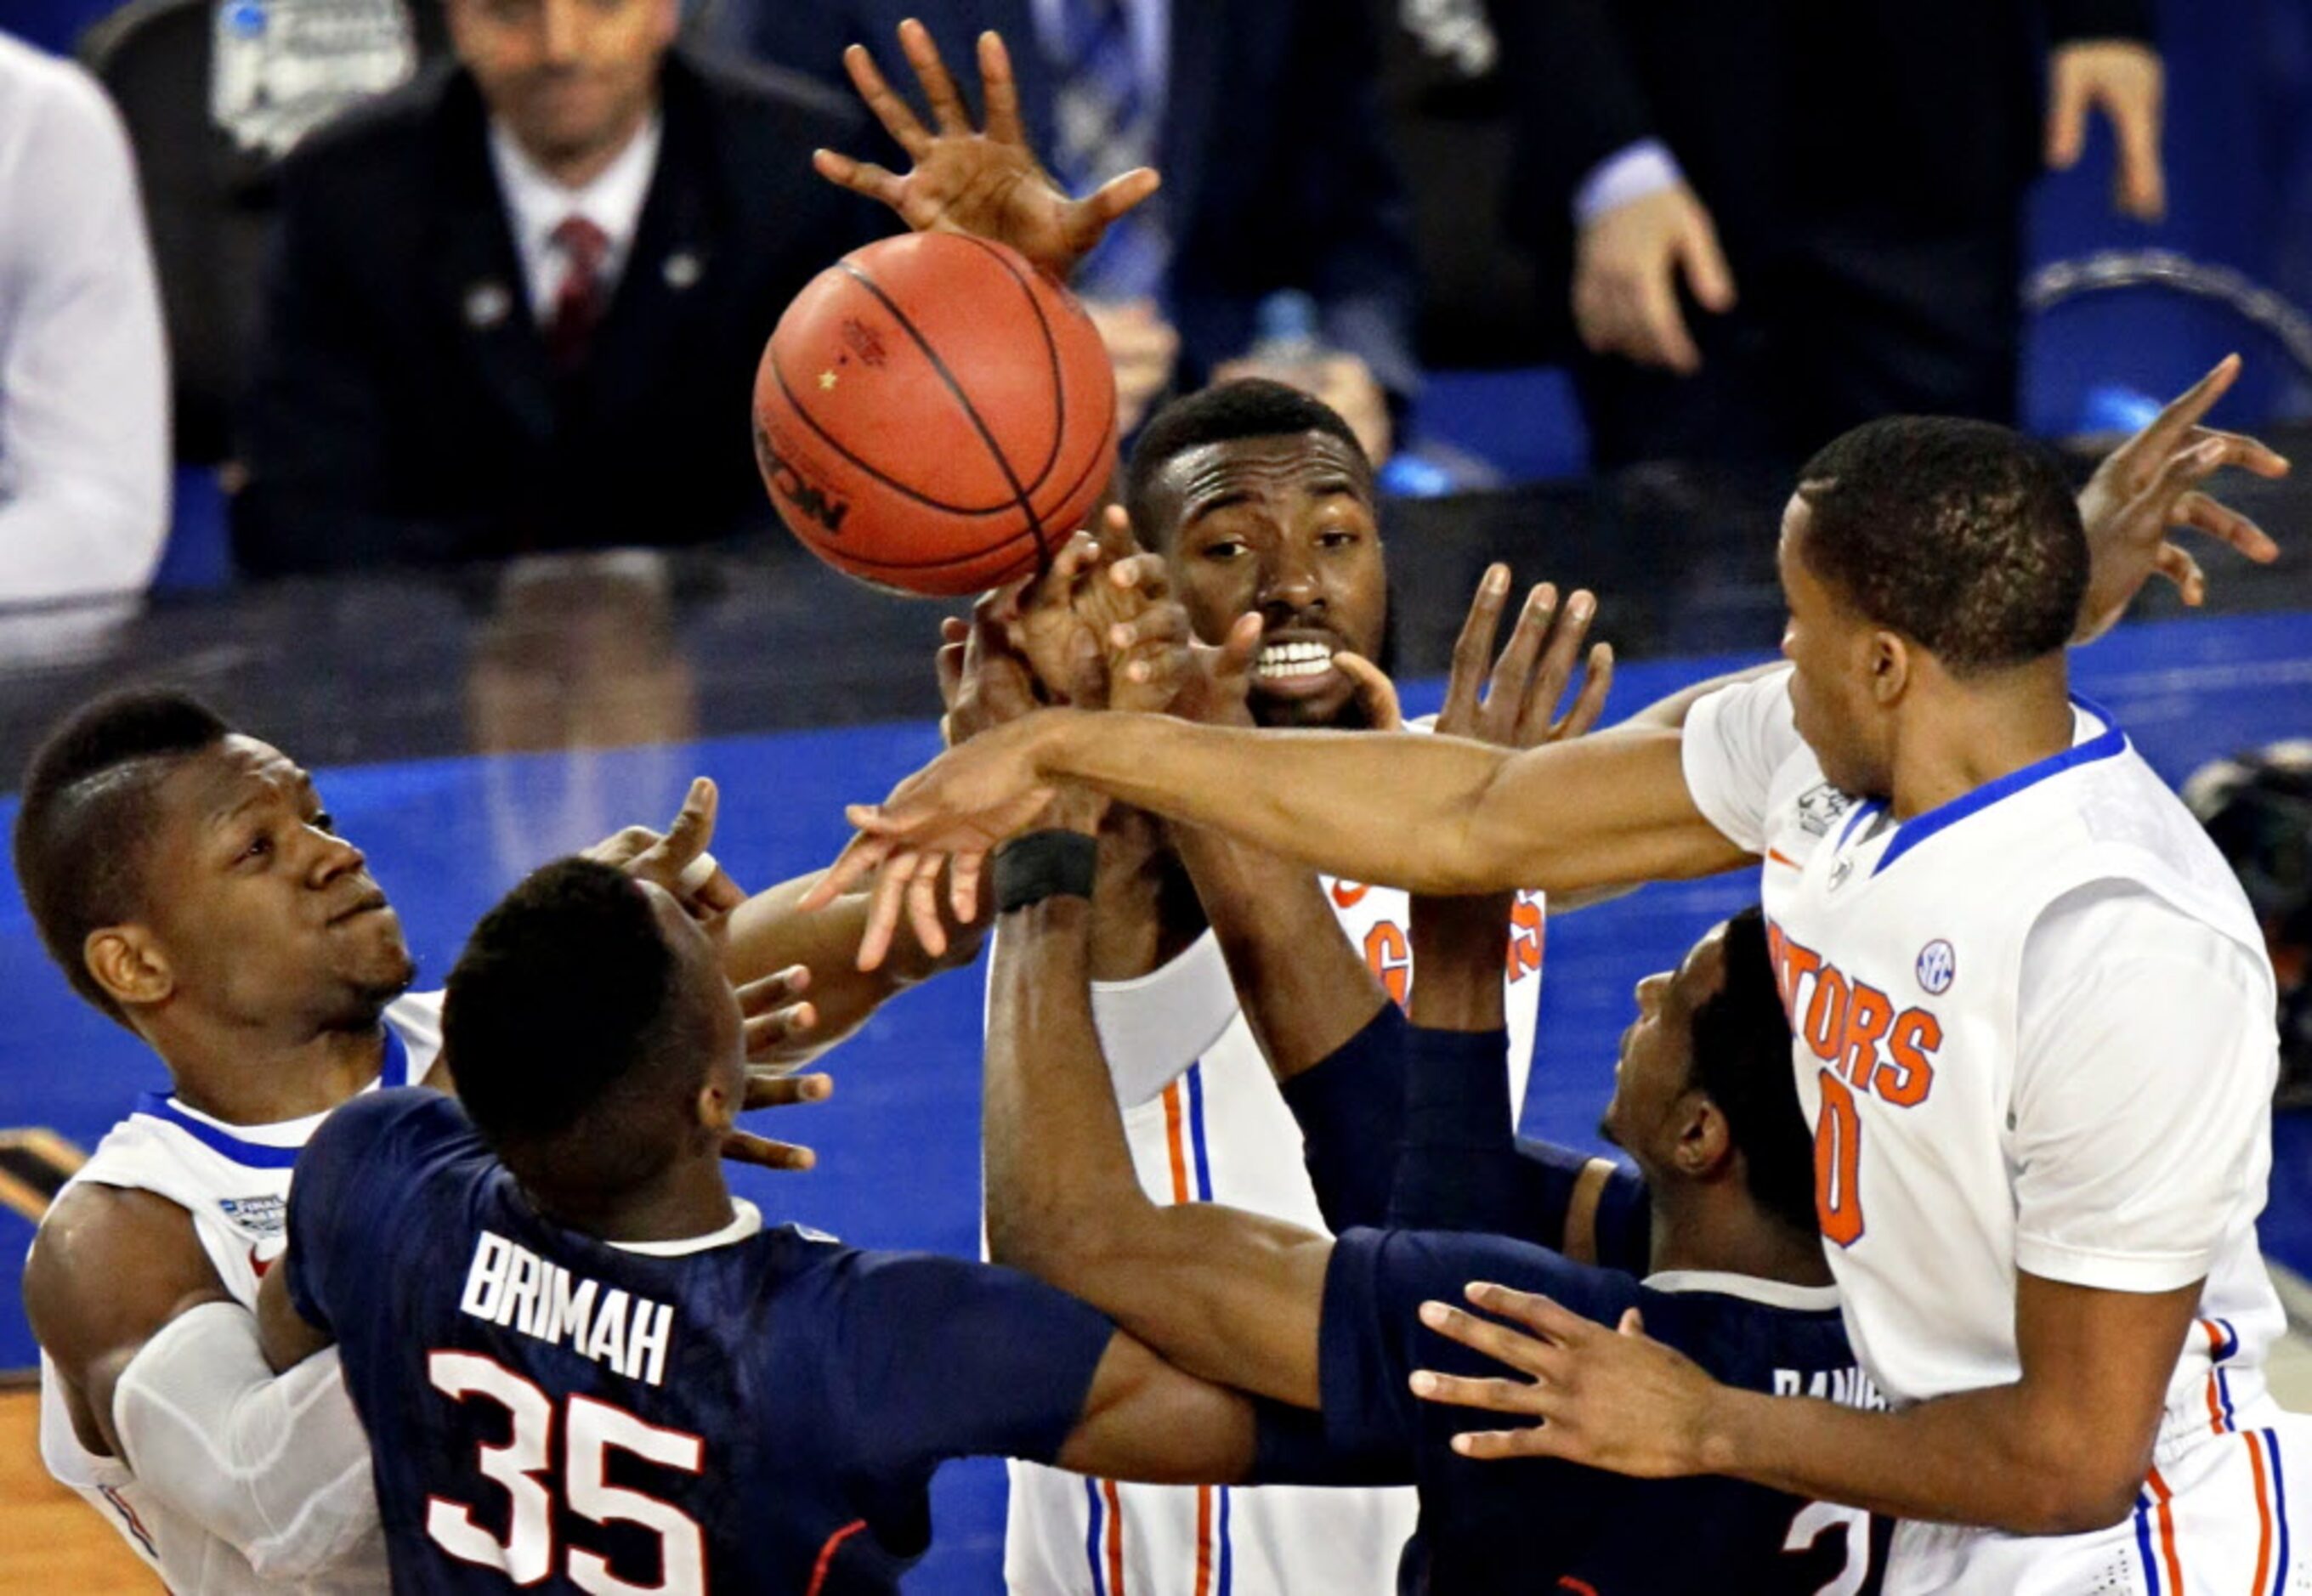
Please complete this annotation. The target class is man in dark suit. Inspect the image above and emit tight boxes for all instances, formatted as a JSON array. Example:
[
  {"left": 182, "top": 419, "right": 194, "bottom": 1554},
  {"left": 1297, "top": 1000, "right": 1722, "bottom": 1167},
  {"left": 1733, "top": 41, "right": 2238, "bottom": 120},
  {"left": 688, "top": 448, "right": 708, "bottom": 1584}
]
[
  {"left": 233, "top": 0, "right": 887, "bottom": 574},
  {"left": 738, "top": 0, "right": 1418, "bottom": 455},
  {"left": 1489, "top": 0, "right": 2166, "bottom": 470}
]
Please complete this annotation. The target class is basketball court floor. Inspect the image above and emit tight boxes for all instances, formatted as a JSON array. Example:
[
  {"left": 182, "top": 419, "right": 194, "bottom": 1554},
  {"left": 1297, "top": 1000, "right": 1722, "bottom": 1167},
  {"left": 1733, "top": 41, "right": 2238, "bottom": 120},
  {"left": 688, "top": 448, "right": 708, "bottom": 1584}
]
[{"left": 2, "top": 582, "right": 2307, "bottom": 1588}]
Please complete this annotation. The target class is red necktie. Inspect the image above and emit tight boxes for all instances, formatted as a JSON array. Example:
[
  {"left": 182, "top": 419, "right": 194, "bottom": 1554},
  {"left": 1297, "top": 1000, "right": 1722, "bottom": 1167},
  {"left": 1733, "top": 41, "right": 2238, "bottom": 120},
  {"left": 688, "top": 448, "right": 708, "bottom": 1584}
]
[{"left": 546, "top": 215, "right": 609, "bottom": 371}]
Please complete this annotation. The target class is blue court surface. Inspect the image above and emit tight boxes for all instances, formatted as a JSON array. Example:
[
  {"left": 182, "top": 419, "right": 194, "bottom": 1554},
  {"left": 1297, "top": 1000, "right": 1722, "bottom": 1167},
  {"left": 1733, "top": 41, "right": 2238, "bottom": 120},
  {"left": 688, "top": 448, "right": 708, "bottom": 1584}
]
[{"left": 3, "top": 608, "right": 2308, "bottom": 1588}]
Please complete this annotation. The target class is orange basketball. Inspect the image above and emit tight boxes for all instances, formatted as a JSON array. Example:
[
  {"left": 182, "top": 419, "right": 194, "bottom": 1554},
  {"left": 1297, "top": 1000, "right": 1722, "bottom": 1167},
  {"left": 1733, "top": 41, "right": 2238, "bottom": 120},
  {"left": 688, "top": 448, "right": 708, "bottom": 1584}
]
[{"left": 752, "top": 234, "right": 1119, "bottom": 597}]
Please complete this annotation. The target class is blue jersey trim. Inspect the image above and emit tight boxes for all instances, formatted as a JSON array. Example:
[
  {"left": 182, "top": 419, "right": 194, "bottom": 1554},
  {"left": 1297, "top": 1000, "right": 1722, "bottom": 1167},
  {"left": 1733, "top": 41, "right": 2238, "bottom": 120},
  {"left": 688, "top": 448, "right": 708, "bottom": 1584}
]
[
  {"left": 1083, "top": 1478, "right": 1108, "bottom": 1596},
  {"left": 1871, "top": 699, "right": 2127, "bottom": 880},
  {"left": 2267, "top": 1428, "right": 2292, "bottom": 1596},
  {"left": 1835, "top": 799, "right": 1884, "bottom": 851},
  {"left": 382, "top": 1022, "right": 412, "bottom": 1087},
  {"left": 1216, "top": 1483, "right": 1233, "bottom": 1596},
  {"left": 132, "top": 1025, "right": 411, "bottom": 1169},
  {"left": 132, "top": 1095, "right": 304, "bottom": 1168},
  {"left": 1187, "top": 1062, "right": 1216, "bottom": 1204},
  {"left": 2133, "top": 1490, "right": 2161, "bottom": 1594}
]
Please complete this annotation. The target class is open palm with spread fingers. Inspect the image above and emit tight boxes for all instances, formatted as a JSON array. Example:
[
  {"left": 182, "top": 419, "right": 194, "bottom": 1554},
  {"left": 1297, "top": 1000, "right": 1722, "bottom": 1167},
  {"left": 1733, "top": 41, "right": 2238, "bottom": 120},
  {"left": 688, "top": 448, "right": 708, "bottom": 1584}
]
[
  {"left": 813, "top": 21, "right": 1160, "bottom": 281},
  {"left": 1410, "top": 1281, "right": 1723, "bottom": 1476},
  {"left": 2074, "top": 354, "right": 2288, "bottom": 642}
]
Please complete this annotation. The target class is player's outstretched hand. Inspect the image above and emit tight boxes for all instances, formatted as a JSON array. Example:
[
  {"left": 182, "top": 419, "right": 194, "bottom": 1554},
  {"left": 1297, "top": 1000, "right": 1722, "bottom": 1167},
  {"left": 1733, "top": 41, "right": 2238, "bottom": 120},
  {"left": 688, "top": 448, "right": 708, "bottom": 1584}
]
[
  {"left": 1436, "top": 564, "right": 1614, "bottom": 751},
  {"left": 2075, "top": 354, "right": 2287, "bottom": 643},
  {"left": 584, "top": 776, "right": 748, "bottom": 918},
  {"left": 1408, "top": 1282, "right": 1720, "bottom": 1477},
  {"left": 801, "top": 714, "right": 1067, "bottom": 969},
  {"left": 813, "top": 22, "right": 1160, "bottom": 281}
]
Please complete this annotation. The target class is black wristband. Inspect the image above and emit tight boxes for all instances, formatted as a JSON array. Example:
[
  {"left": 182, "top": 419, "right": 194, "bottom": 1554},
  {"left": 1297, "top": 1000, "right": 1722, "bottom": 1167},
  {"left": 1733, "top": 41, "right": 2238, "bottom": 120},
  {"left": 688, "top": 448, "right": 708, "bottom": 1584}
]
[{"left": 993, "top": 829, "right": 1099, "bottom": 913}]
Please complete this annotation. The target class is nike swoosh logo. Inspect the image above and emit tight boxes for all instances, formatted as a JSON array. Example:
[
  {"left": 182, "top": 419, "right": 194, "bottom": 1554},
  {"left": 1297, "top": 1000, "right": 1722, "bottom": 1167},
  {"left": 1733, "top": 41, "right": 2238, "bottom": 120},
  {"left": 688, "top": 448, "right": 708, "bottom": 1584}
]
[{"left": 248, "top": 1244, "right": 276, "bottom": 1279}]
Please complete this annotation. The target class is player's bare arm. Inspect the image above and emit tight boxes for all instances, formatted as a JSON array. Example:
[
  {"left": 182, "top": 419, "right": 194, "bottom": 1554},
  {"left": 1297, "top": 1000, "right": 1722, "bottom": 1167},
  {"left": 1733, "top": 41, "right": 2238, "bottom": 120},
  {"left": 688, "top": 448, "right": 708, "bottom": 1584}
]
[
  {"left": 1411, "top": 1268, "right": 2200, "bottom": 1534},
  {"left": 983, "top": 787, "right": 1336, "bottom": 1407},
  {"left": 1052, "top": 1330, "right": 1263, "bottom": 1484},
  {"left": 581, "top": 771, "right": 977, "bottom": 1064},
  {"left": 23, "top": 1184, "right": 231, "bottom": 1457},
  {"left": 813, "top": 20, "right": 1159, "bottom": 280},
  {"left": 823, "top": 704, "right": 1743, "bottom": 968}
]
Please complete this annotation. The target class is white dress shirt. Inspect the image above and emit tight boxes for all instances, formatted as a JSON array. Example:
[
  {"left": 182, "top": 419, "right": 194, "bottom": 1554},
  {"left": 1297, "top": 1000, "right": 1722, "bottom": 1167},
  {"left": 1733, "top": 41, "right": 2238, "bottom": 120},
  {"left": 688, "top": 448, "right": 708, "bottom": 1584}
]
[
  {"left": 1574, "top": 138, "right": 1686, "bottom": 224},
  {"left": 485, "top": 114, "right": 663, "bottom": 323},
  {"left": 0, "top": 31, "right": 168, "bottom": 605}
]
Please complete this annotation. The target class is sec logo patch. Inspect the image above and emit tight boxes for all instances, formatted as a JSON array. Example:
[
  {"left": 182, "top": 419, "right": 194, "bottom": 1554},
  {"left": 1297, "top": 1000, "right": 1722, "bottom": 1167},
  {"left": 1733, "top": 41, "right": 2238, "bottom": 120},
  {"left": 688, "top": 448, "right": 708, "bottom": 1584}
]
[{"left": 1916, "top": 940, "right": 1956, "bottom": 995}]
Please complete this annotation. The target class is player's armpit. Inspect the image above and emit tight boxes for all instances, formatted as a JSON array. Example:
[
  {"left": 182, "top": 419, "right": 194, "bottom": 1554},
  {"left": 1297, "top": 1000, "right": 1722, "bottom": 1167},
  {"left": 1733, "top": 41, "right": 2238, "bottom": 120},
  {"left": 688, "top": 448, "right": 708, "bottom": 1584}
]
[
  {"left": 1053, "top": 1331, "right": 1260, "bottom": 1485},
  {"left": 257, "top": 1253, "right": 333, "bottom": 1372},
  {"left": 21, "top": 1183, "right": 228, "bottom": 1458}
]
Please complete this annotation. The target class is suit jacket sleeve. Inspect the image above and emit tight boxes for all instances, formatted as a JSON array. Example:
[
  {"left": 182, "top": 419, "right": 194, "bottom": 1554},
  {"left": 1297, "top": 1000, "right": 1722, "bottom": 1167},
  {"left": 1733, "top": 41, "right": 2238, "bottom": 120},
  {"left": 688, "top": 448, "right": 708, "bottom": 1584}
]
[
  {"left": 1484, "top": 0, "right": 1662, "bottom": 218},
  {"left": 233, "top": 144, "right": 491, "bottom": 574},
  {"left": 730, "top": 0, "right": 860, "bottom": 90},
  {"left": 2045, "top": 0, "right": 2156, "bottom": 43}
]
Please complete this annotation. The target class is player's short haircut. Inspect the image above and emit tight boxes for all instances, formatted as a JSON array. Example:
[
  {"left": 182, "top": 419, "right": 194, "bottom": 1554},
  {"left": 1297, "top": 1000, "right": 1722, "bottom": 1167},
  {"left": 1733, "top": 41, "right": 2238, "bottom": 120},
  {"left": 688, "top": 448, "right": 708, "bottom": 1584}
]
[
  {"left": 1687, "top": 907, "right": 1818, "bottom": 1240},
  {"left": 14, "top": 690, "right": 235, "bottom": 1024},
  {"left": 1795, "top": 416, "right": 2087, "bottom": 676},
  {"left": 1125, "top": 379, "right": 1369, "bottom": 546},
  {"left": 445, "top": 858, "right": 708, "bottom": 1192}
]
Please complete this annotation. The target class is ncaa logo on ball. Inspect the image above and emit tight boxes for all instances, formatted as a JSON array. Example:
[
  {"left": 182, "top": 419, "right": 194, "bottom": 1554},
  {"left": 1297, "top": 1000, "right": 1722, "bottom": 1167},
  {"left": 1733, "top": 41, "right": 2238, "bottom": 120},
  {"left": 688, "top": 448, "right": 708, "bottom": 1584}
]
[{"left": 1915, "top": 940, "right": 1956, "bottom": 995}]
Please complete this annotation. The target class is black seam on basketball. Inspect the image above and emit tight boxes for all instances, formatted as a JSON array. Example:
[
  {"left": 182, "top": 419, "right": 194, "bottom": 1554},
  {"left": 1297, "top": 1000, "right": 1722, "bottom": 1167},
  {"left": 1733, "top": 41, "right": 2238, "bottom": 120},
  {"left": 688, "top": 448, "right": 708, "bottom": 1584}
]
[
  {"left": 1029, "top": 405, "right": 1118, "bottom": 537},
  {"left": 835, "top": 261, "right": 1047, "bottom": 552},
  {"left": 815, "top": 529, "right": 1049, "bottom": 573},
  {"left": 769, "top": 359, "right": 1020, "bottom": 517},
  {"left": 794, "top": 404, "right": 1113, "bottom": 571},
  {"left": 954, "top": 237, "right": 1067, "bottom": 497}
]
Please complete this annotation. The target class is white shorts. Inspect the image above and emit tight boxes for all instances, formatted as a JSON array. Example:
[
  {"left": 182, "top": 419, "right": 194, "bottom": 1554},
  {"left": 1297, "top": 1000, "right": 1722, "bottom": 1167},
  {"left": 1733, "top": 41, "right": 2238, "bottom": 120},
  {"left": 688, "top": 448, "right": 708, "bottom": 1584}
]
[
  {"left": 1002, "top": 1458, "right": 1416, "bottom": 1595},
  {"left": 1886, "top": 1407, "right": 2311, "bottom": 1595}
]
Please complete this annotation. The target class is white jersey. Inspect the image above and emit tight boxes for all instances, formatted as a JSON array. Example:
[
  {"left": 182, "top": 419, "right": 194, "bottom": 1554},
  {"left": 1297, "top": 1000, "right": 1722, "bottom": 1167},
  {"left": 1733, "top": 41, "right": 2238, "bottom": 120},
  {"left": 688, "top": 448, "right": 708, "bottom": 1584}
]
[
  {"left": 1686, "top": 671, "right": 2304, "bottom": 1589},
  {"left": 36, "top": 993, "right": 443, "bottom": 1594},
  {"left": 1001, "top": 874, "right": 1545, "bottom": 1595}
]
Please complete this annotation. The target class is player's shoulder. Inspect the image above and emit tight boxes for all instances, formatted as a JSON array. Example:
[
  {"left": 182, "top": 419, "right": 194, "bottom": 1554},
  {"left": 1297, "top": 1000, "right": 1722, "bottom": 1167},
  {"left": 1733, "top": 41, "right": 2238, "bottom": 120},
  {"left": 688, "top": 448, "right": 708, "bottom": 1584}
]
[
  {"left": 25, "top": 1183, "right": 216, "bottom": 1367},
  {"left": 304, "top": 1086, "right": 474, "bottom": 1188}
]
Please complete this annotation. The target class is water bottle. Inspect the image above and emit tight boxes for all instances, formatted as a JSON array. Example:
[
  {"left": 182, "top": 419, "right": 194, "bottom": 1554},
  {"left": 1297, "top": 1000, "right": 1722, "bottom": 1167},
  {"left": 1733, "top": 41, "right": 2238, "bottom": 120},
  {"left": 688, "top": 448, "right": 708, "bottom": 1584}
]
[{"left": 1240, "top": 291, "right": 1330, "bottom": 393}]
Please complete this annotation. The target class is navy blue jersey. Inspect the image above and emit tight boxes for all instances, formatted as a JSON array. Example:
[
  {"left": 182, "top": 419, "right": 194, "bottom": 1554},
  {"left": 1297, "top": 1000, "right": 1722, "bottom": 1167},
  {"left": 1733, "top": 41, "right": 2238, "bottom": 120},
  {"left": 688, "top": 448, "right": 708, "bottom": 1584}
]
[
  {"left": 1322, "top": 1228, "right": 1892, "bottom": 1595},
  {"left": 286, "top": 1090, "right": 1115, "bottom": 1593}
]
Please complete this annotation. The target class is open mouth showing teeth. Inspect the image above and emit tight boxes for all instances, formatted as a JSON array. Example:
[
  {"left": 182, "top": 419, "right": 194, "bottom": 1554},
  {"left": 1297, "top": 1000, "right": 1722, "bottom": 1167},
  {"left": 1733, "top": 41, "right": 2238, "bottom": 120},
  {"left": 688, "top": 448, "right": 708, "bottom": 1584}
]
[{"left": 1255, "top": 641, "right": 1336, "bottom": 681}]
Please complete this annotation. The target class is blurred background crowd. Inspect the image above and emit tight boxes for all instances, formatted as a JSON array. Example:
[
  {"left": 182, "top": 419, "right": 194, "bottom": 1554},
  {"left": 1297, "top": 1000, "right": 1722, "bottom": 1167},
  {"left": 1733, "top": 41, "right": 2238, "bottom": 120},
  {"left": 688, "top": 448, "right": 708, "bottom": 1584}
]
[{"left": 3, "top": 0, "right": 2311, "bottom": 599}]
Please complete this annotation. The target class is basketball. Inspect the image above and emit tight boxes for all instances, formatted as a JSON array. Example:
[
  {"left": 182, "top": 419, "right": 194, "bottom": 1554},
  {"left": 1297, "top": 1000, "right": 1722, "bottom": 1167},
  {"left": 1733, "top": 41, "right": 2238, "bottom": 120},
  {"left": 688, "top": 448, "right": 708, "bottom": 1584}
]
[{"left": 751, "top": 233, "right": 1119, "bottom": 597}]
